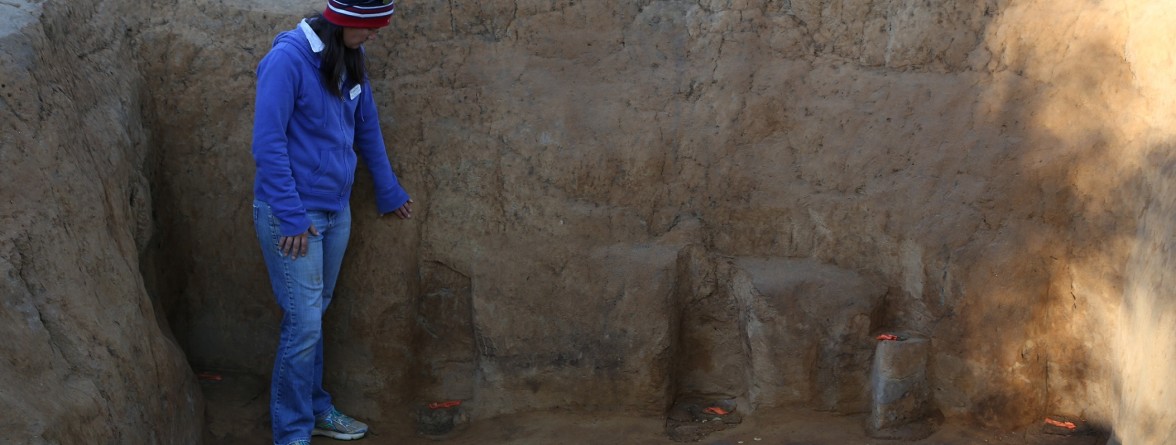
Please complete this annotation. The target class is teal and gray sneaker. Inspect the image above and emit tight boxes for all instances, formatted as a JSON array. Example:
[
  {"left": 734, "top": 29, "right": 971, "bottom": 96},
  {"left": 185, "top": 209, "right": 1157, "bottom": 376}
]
[{"left": 313, "top": 407, "right": 369, "bottom": 440}]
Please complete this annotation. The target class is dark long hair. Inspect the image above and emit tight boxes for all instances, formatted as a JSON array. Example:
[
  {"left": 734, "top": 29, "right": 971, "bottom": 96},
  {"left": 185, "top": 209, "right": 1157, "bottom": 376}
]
[{"left": 307, "top": 13, "right": 366, "bottom": 97}]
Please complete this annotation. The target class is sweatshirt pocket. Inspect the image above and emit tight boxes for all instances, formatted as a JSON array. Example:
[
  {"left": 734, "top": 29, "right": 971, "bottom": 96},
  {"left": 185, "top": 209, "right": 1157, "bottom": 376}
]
[{"left": 304, "top": 147, "right": 357, "bottom": 196}]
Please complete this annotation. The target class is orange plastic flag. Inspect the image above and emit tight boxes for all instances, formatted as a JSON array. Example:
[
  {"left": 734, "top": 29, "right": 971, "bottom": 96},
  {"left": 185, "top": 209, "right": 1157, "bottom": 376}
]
[
  {"left": 428, "top": 400, "right": 462, "bottom": 409},
  {"left": 1044, "top": 418, "right": 1077, "bottom": 430},
  {"left": 703, "top": 406, "right": 729, "bottom": 416}
]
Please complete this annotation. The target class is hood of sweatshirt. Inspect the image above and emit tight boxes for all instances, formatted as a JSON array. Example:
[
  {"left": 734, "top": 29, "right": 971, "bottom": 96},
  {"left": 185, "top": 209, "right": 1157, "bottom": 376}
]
[{"left": 271, "top": 20, "right": 322, "bottom": 69}]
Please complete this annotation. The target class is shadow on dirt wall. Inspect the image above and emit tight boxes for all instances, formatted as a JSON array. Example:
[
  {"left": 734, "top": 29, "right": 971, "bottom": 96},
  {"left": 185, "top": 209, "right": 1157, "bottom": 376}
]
[{"left": 134, "top": 4, "right": 428, "bottom": 426}]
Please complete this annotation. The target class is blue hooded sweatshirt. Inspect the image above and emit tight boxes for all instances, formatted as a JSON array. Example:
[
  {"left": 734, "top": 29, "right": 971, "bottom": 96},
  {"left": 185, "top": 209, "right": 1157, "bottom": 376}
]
[{"left": 252, "top": 20, "right": 410, "bottom": 237}]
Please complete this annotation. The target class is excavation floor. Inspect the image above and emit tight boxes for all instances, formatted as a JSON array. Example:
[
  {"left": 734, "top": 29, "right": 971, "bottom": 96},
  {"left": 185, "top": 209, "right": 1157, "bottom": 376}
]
[{"left": 201, "top": 371, "right": 1107, "bottom": 445}]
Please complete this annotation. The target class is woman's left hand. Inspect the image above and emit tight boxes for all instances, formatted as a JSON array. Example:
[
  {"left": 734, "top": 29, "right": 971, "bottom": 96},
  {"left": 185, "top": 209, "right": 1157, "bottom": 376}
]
[{"left": 390, "top": 199, "right": 413, "bottom": 219}]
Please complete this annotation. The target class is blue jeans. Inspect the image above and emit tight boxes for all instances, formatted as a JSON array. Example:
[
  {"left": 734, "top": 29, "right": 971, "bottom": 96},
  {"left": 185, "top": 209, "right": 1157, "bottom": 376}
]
[{"left": 253, "top": 200, "right": 352, "bottom": 445}]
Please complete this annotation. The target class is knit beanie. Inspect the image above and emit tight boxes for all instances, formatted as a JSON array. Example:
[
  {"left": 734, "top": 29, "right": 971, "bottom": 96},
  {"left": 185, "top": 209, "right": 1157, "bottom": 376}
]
[{"left": 323, "top": 0, "right": 395, "bottom": 28}]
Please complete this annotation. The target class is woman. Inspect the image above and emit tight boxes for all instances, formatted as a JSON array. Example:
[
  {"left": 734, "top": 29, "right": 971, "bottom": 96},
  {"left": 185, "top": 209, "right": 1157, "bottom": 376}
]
[{"left": 251, "top": 1, "right": 411, "bottom": 444}]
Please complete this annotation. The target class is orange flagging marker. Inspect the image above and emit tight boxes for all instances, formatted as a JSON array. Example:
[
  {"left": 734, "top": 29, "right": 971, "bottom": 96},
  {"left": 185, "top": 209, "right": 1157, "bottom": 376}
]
[
  {"left": 428, "top": 400, "right": 462, "bottom": 410},
  {"left": 1044, "top": 418, "right": 1077, "bottom": 430},
  {"left": 703, "top": 407, "right": 729, "bottom": 416}
]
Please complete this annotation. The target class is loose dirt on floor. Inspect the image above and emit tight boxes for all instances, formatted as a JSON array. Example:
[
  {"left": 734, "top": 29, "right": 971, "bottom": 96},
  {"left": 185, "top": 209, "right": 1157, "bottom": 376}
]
[{"left": 201, "top": 372, "right": 1107, "bottom": 445}]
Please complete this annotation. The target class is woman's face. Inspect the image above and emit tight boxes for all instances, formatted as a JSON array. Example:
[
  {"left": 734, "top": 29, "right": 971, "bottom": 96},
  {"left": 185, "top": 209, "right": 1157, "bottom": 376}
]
[{"left": 342, "top": 27, "right": 379, "bottom": 49}]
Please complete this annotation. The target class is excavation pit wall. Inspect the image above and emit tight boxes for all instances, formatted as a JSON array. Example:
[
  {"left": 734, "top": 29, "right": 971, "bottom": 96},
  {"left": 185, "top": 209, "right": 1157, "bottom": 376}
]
[{"left": 3, "top": 0, "right": 1176, "bottom": 443}]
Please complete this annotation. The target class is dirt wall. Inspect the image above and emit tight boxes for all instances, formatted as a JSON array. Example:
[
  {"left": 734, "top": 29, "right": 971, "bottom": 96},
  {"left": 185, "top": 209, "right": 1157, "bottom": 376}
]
[
  {"left": 4, "top": 0, "right": 1176, "bottom": 443},
  {"left": 0, "top": 1, "right": 201, "bottom": 443}
]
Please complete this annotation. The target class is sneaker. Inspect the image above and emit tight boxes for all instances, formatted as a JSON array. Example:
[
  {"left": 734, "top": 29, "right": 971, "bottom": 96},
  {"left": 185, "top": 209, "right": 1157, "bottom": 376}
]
[
  {"left": 312, "top": 407, "right": 369, "bottom": 440},
  {"left": 284, "top": 441, "right": 310, "bottom": 445}
]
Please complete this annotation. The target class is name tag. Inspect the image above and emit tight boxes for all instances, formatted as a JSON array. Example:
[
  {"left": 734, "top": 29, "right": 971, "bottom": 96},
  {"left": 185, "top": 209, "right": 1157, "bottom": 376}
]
[{"left": 349, "top": 84, "right": 362, "bottom": 100}]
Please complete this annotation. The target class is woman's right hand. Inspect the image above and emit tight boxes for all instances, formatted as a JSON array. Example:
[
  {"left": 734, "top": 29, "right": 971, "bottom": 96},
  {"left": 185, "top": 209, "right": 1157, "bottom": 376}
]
[
  {"left": 391, "top": 198, "right": 414, "bottom": 219},
  {"left": 279, "top": 224, "right": 319, "bottom": 258}
]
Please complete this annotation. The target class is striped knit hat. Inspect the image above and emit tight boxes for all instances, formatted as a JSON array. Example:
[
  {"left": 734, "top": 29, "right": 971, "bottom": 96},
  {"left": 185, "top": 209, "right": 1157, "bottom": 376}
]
[{"left": 323, "top": 0, "right": 396, "bottom": 28}]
